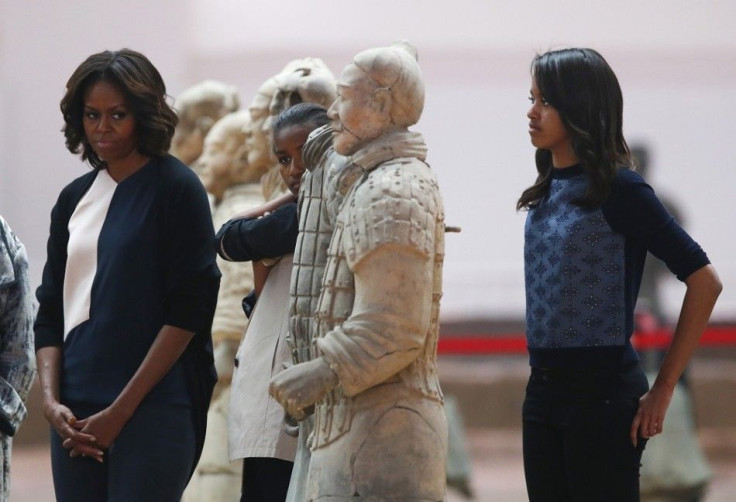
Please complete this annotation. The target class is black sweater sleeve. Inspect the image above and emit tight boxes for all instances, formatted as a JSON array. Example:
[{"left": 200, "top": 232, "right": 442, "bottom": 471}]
[
  {"left": 602, "top": 169, "right": 709, "bottom": 281},
  {"left": 160, "top": 161, "right": 221, "bottom": 334},
  {"left": 214, "top": 202, "right": 298, "bottom": 262},
  {"left": 34, "top": 172, "right": 96, "bottom": 351}
]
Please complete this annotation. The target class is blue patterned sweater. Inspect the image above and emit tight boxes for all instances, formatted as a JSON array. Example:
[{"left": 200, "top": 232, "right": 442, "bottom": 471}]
[{"left": 524, "top": 165, "right": 709, "bottom": 370}]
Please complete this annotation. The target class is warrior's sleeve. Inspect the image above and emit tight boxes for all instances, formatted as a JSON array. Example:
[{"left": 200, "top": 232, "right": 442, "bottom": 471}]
[{"left": 317, "top": 162, "right": 443, "bottom": 397}]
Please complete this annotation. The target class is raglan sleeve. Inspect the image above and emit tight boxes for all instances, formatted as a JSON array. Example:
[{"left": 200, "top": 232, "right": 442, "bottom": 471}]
[
  {"left": 603, "top": 169, "right": 709, "bottom": 281},
  {"left": 34, "top": 186, "right": 74, "bottom": 350},
  {"left": 162, "top": 169, "right": 221, "bottom": 334}
]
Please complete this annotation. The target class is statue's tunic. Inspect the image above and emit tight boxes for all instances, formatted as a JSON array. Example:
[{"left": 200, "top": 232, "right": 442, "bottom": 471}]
[
  {"left": 308, "top": 131, "right": 447, "bottom": 501},
  {"left": 288, "top": 125, "right": 337, "bottom": 365},
  {"left": 285, "top": 125, "right": 357, "bottom": 502}
]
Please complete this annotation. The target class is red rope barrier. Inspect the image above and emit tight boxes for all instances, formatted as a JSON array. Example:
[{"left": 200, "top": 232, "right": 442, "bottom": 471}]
[{"left": 437, "top": 326, "right": 736, "bottom": 355}]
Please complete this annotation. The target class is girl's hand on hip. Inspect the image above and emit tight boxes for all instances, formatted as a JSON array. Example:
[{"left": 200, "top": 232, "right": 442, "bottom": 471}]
[{"left": 629, "top": 381, "right": 674, "bottom": 447}]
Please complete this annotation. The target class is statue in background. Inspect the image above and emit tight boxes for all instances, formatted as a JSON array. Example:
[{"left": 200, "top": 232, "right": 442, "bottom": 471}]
[
  {"left": 199, "top": 111, "right": 269, "bottom": 347},
  {"left": 270, "top": 43, "right": 448, "bottom": 500},
  {"left": 186, "top": 60, "right": 337, "bottom": 502},
  {"left": 184, "top": 109, "right": 268, "bottom": 502},
  {"left": 280, "top": 123, "right": 361, "bottom": 502},
  {"left": 171, "top": 80, "right": 239, "bottom": 167},
  {"left": 249, "top": 58, "right": 337, "bottom": 201},
  {"left": 249, "top": 58, "right": 336, "bottom": 502},
  {"left": 245, "top": 77, "right": 279, "bottom": 200}
]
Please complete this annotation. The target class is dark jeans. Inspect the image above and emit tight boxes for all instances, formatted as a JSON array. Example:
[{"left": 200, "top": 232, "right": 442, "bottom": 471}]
[
  {"left": 241, "top": 457, "right": 294, "bottom": 502},
  {"left": 522, "top": 364, "right": 649, "bottom": 502},
  {"left": 50, "top": 402, "right": 196, "bottom": 502}
]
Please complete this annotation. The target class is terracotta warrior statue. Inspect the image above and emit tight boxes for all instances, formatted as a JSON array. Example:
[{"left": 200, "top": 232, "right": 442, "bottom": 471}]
[
  {"left": 184, "top": 109, "right": 268, "bottom": 501},
  {"left": 171, "top": 80, "right": 239, "bottom": 167},
  {"left": 270, "top": 43, "right": 448, "bottom": 501},
  {"left": 187, "top": 61, "right": 338, "bottom": 501},
  {"left": 280, "top": 123, "right": 361, "bottom": 502},
  {"left": 235, "top": 58, "right": 340, "bottom": 502},
  {"left": 199, "top": 110, "right": 269, "bottom": 358}
]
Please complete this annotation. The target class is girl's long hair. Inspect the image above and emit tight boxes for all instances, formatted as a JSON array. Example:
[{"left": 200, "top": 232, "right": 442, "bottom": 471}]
[{"left": 517, "top": 48, "right": 633, "bottom": 210}]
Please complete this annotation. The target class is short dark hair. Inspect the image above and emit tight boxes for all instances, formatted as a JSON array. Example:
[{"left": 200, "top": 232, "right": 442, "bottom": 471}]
[
  {"left": 518, "top": 48, "right": 632, "bottom": 210},
  {"left": 60, "top": 48, "right": 178, "bottom": 169},
  {"left": 271, "top": 102, "right": 329, "bottom": 148}
]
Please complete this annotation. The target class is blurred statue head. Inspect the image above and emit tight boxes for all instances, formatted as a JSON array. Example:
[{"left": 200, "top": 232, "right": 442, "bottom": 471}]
[
  {"left": 245, "top": 77, "right": 279, "bottom": 175},
  {"left": 328, "top": 42, "right": 424, "bottom": 156},
  {"left": 630, "top": 143, "right": 650, "bottom": 178},
  {"left": 246, "top": 58, "right": 337, "bottom": 174},
  {"left": 270, "top": 57, "right": 337, "bottom": 117},
  {"left": 196, "top": 110, "right": 267, "bottom": 202},
  {"left": 172, "top": 80, "right": 239, "bottom": 165}
]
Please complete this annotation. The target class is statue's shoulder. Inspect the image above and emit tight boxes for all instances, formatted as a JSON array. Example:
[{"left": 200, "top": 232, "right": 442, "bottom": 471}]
[
  {"left": 353, "top": 157, "right": 441, "bottom": 214},
  {"left": 342, "top": 158, "right": 443, "bottom": 268}
]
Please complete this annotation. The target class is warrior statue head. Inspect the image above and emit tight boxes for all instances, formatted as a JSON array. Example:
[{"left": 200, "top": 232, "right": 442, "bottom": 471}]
[
  {"left": 171, "top": 80, "right": 239, "bottom": 165},
  {"left": 328, "top": 42, "right": 424, "bottom": 156},
  {"left": 197, "top": 110, "right": 266, "bottom": 202},
  {"left": 249, "top": 58, "right": 337, "bottom": 199}
]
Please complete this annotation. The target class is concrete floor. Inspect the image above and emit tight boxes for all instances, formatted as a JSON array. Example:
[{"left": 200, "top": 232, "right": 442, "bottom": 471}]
[
  {"left": 10, "top": 428, "right": 736, "bottom": 501},
  {"left": 10, "top": 355, "right": 735, "bottom": 500}
]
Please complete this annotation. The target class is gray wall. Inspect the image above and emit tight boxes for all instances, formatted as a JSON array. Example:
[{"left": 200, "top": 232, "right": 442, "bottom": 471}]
[{"left": 2, "top": 0, "right": 735, "bottom": 322}]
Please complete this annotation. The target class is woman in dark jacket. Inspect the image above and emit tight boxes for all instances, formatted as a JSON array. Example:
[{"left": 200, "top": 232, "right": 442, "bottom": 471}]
[{"left": 35, "top": 48, "right": 219, "bottom": 502}]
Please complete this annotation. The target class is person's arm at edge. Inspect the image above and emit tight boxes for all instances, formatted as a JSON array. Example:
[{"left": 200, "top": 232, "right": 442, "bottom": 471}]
[
  {"left": 0, "top": 221, "right": 36, "bottom": 436},
  {"left": 216, "top": 202, "right": 299, "bottom": 263}
]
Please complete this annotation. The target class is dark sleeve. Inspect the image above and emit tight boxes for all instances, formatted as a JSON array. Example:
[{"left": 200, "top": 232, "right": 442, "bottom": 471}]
[
  {"left": 214, "top": 202, "right": 298, "bottom": 262},
  {"left": 0, "top": 219, "right": 36, "bottom": 435},
  {"left": 602, "top": 169, "right": 709, "bottom": 281},
  {"left": 161, "top": 166, "right": 221, "bottom": 334},
  {"left": 241, "top": 290, "right": 257, "bottom": 319},
  {"left": 34, "top": 174, "right": 95, "bottom": 351}
]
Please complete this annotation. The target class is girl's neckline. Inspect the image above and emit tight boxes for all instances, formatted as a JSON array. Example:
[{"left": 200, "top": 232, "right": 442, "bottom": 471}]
[{"left": 551, "top": 164, "right": 583, "bottom": 179}]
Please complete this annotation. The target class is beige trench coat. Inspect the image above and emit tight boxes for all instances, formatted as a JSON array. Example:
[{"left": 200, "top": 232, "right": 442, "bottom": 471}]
[{"left": 228, "top": 255, "right": 297, "bottom": 461}]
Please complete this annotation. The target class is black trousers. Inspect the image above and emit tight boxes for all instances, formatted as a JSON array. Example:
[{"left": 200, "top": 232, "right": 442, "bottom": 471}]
[
  {"left": 522, "top": 365, "right": 649, "bottom": 502},
  {"left": 241, "top": 457, "right": 294, "bottom": 502},
  {"left": 50, "top": 402, "right": 196, "bottom": 502}
]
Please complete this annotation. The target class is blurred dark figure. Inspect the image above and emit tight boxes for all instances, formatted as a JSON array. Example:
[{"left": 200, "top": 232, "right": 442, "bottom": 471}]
[{"left": 632, "top": 144, "right": 711, "bottom": 502}]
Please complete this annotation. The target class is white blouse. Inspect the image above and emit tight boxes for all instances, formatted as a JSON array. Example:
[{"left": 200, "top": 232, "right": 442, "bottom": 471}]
[{"left": 63, "top": 169, "right": 117, "bottom": 338}]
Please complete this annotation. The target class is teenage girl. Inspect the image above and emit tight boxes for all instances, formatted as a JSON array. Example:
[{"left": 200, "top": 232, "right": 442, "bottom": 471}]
[
  {"left": 215, "top": 103, "right": 329, "bottom": 502},
  {"left": 519, "top": 47, "right": 722, "bottom": 501}
]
